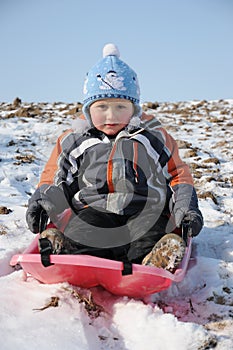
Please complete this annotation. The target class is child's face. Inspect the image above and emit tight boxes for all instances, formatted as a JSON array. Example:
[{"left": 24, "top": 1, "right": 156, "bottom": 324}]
[{"left": 89, "top": 98, "right": 134, "bottom": 135}]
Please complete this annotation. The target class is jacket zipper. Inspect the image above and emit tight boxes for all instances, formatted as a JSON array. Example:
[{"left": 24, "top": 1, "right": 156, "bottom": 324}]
[
  {"left": 106, "top": 142, "right": 117, "bottom": 193},
  {"left": 133, "top": 142, "right": 139, "bottom": 183},
  {"left": 107, "top": 138, "right": 140, "bottom": 193}
]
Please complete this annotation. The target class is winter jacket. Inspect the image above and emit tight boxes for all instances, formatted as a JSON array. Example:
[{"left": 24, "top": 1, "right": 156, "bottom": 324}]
[{"left": 37, "top": 113, "right": 196, "bottom": 220}]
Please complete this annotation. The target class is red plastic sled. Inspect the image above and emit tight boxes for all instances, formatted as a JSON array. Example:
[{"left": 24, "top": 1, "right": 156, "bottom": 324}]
[{"left": 10, "top": 235, "right": 192, "bottom": 298}]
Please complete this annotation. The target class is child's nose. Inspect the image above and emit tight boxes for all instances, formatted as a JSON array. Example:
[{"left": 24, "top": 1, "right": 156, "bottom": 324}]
[{"left": 106, "top": 107, "right": 115, "bottom": 119}]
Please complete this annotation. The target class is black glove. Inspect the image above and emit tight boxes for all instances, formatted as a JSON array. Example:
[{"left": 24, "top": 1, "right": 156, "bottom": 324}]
[
  {"left": 26, "top": 200, "right": 48, "bottom": 233},
  {"left": 26, "top": 185, "right": 70, "bottom": 233},
  {"left": 181, "top": 210, "right": 203, "bottom": 237}
]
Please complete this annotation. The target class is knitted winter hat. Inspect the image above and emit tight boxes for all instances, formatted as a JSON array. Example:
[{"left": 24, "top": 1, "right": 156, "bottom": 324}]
[{"left": 82, "top": 43, "right": 141, "bottom": 123}]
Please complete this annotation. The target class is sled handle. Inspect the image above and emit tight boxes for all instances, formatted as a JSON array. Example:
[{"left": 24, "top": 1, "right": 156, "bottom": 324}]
[{"left": 182, "top": 221, "right": 192, "bottom": 245}]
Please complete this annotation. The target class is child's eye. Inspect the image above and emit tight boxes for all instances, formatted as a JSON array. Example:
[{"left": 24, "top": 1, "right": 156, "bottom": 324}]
[
  {"left": 117, "top": 105, "right": 126, "bottom": 109},
  {"left": 97, "top": 104, "right": 108, "bottom": 109}
]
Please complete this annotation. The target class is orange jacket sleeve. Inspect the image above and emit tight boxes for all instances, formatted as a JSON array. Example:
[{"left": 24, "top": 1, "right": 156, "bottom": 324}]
[
  {"left": 162, "top": 127, "right": 194, "bottom": 187},
  {"left": 37, "top": 129, "right": 72, "bottom": 187}
]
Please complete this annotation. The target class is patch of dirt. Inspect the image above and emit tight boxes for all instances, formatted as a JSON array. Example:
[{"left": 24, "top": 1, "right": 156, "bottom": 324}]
[
  {"left": 0, "top": 206, "right": 12, "bottom": 214},
  {"left": 198, "top": 191, "right": 218, "bottom": 205},
  {"left": 0, "top": 224, "right": 8, "bottom": 235},
  {"left": 14, "top": 154, "right": 35, "bottom": 165},
  {"left": 63, "top": 287, "right": 105, "bottom": 318}
]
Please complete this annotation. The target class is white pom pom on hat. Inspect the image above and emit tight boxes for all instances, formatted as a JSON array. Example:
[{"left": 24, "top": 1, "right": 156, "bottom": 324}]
[{"left": 103, "top": 43, "right": 120, "bottom": 58}]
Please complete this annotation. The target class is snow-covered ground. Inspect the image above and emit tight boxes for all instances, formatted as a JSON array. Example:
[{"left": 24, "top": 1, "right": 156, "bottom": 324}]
[{"left": 0, "top": 99, "right": 233, "bottom": 350}]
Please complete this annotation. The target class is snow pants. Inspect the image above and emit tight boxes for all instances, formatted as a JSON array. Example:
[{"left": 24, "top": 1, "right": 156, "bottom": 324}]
[{"left": 63, "top": 206, "right": 170, "bottom": 264}]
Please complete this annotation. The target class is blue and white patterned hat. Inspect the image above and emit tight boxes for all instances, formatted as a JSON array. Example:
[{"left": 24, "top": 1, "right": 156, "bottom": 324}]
[{"left": 82, "top": 43, "right": 141, "bottom": 123}]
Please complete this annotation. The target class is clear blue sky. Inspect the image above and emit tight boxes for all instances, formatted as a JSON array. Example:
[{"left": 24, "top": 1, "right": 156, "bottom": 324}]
[{"left": 1, "top": 0, "right": 233, "bottom": 103}]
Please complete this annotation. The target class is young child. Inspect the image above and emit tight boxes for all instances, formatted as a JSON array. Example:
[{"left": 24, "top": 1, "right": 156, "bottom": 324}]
[{"left": 26, "top": 43, "right": 203, "bottom": 271}]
